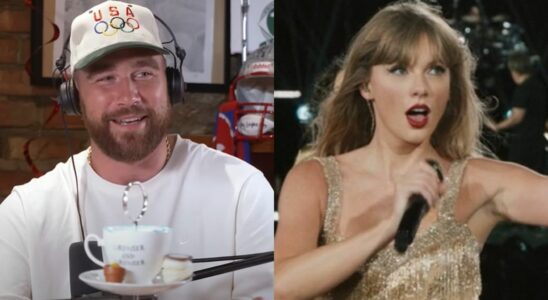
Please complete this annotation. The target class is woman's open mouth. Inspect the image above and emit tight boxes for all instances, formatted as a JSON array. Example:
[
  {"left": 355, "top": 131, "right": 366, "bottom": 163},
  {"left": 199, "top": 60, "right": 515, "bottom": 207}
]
[{"left": 405, "top": 104, "right": 430, "bottom": 129}]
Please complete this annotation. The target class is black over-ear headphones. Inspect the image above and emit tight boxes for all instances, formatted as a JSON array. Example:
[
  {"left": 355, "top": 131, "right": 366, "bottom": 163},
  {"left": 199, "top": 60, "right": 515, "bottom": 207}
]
[{"left": 56, "top": 15, "right": 186, "bottom": 116}]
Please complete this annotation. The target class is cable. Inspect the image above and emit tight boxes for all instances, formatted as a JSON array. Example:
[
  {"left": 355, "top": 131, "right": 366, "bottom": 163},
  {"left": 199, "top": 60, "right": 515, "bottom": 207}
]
[
  {"left": 60, "top": 111, "right": 85, "bottom": 240},
  {"left": 191, "top": 251, "right": 274, "bottom": 281},
  {"left": 54, "top": 54, "right": 86, "bottom": 240},
  {"left": 192, "top": 251, "right": 272, "bottom": 263}
]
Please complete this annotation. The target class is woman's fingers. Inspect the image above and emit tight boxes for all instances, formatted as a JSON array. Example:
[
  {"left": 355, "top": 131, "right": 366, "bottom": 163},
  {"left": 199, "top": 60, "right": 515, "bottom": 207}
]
[{"left": 396, "top": 160, "right": 445, "bottom": 208}]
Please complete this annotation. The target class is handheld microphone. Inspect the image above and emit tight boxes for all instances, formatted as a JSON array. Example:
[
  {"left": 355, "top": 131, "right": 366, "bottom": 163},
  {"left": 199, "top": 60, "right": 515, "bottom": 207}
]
[{"left": 394, "top": 159, "right": 443, "bottom": 253}]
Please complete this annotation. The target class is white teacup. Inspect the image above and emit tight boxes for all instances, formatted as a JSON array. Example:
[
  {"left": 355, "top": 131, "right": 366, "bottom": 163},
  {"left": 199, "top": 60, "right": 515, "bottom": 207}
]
[{"left": 84, "top": 225, "right": 172, "bottom": 283}]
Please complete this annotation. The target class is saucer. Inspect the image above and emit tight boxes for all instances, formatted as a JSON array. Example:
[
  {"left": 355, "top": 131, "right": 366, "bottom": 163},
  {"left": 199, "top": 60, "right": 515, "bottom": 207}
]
[{"left": 79, "top": 269, "right": 192, "bottom": 296}]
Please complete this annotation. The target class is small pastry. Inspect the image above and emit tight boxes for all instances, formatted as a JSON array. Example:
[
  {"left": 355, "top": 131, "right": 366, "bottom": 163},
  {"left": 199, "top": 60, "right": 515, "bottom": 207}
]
[
  {"left": 103, "top": 263, "right": 126, "bottom": 283},
  {"left": 161, "top": 254, "right": 193, "bottom": 282}
]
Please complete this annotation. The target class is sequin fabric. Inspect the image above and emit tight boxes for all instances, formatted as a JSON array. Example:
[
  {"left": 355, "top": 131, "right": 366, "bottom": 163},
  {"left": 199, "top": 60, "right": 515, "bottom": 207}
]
[{"left": 313, "top": 157, "right": 481, "bottom": 300}]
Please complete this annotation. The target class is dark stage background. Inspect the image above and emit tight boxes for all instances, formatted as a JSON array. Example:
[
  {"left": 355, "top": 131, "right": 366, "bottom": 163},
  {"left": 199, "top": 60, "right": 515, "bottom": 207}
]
[
  {"left": 275, "top": 0, "right": 548, "bottom": 187},
  {"left": 275, "top": 0, "right": 548, "bottom": 298}
]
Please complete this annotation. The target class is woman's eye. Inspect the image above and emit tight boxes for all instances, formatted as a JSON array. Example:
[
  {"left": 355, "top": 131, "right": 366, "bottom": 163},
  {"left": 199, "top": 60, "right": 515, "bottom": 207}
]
[
  {"left": 428, "top": 65, "right": 447, "bottom": 75},
  {"left": 388, "top": 65, "right": 407, "bottom": 75}
]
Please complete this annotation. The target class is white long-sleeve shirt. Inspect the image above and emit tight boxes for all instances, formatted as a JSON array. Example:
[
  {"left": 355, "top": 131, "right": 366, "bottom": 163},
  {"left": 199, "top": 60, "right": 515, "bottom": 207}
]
[{"left": 0, "top": 135, "right": 274, "bottom": 299}]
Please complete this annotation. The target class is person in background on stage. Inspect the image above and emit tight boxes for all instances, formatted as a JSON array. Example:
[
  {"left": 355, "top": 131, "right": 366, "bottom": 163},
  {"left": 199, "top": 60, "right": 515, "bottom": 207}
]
[{"left": 494, "top": 50, "right": 548, "bottom": 174}]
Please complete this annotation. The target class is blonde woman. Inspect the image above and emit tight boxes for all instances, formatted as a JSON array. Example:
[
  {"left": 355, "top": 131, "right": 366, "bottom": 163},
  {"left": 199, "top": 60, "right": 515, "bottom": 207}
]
[{"left": 275, "top": 1, "right": 548, "bottom": 299}]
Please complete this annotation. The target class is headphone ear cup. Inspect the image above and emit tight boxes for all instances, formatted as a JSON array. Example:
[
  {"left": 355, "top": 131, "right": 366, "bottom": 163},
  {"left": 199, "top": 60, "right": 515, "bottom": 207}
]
[
  {"left": 165, "top": 67, "right": 184, "bottom": 105},
  {"left": 58, "top": 79, "right": 81, "bottom": 116}
]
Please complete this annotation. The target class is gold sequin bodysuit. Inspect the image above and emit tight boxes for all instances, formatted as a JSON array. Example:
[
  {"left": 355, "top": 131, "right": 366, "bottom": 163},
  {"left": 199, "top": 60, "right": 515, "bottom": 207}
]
[{"left": 314, "top": 157, "right": 481, "bottom": 300}]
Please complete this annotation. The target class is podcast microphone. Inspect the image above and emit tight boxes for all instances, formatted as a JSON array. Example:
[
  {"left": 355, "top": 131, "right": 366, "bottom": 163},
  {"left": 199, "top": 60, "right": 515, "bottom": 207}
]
[{"left": 394, "top": 159, "right": 443, "bottom": 253}]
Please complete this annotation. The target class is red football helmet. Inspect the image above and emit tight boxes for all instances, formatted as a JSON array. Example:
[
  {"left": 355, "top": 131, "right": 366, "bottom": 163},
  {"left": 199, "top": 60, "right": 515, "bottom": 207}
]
[{"left": 229, "top": 40, "right": 274, "bottom": 141}]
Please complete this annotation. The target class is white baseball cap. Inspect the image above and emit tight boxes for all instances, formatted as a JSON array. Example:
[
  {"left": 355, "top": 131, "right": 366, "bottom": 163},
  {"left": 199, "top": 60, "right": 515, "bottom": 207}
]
[{"left": 69, "top": 0, "right": 167, "bottom": 73}]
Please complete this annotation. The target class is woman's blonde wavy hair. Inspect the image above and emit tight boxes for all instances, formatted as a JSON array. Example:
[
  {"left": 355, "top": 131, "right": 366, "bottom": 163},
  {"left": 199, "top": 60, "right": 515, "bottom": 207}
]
[{"left": 310, "top": 1, "right": 489, "bottom": 160}]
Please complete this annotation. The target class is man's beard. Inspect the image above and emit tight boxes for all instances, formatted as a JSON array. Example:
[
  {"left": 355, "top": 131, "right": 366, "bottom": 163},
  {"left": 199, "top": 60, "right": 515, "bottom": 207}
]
[{"left": 82, "top": 103, "right": 171, "bottom": 163}]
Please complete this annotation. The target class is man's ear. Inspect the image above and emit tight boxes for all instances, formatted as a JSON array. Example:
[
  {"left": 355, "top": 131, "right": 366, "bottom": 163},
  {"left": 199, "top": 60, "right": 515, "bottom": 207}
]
[{"left": 359, "top": 83, "right": 372, "bottom": 100}]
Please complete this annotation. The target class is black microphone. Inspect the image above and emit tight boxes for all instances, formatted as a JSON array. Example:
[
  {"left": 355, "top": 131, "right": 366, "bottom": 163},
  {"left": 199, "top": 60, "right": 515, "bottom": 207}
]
[{"left": 394, "top": 159, "right": 443, "bottom": 253}]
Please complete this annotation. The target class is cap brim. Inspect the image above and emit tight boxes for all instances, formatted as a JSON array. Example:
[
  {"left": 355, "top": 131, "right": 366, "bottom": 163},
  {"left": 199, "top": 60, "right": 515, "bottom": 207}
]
[{"left": 73, "top": 42, "right": 168, "bottom": 70}]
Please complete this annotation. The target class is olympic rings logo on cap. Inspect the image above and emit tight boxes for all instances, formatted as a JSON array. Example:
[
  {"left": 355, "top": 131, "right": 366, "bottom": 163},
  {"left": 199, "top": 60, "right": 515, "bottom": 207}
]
[{"left": 94, "top": 17, "right": 140, "bottom": 36}]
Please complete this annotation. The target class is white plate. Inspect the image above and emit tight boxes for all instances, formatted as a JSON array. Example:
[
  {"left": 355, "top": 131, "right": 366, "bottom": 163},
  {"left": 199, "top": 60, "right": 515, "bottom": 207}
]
[{"left": 79, "top": 269, "right": 192, "bottom": 296}]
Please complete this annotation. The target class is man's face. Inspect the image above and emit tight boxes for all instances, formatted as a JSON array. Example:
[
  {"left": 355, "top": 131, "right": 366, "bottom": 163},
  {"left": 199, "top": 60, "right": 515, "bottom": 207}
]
[{"left": 74, "top": 48, "right": 171, "bottom": 162}]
